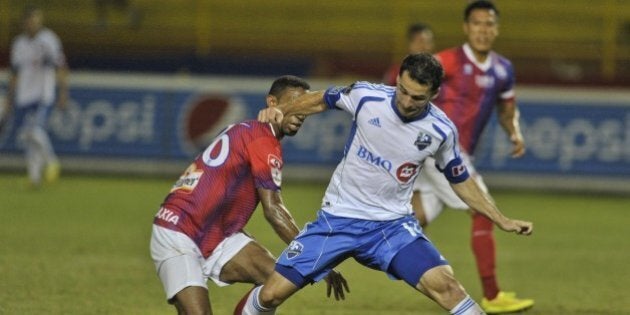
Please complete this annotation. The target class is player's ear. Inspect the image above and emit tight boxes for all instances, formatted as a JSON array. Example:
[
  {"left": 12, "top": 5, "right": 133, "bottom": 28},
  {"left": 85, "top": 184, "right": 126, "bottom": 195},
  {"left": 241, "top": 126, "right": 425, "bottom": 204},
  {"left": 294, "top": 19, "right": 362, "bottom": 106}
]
[
  {"left": 431, "top": 87, "right": 441, "bottom": 100},
  {"left": 266, "top": 95, "right": 278, "bottom": 108}
]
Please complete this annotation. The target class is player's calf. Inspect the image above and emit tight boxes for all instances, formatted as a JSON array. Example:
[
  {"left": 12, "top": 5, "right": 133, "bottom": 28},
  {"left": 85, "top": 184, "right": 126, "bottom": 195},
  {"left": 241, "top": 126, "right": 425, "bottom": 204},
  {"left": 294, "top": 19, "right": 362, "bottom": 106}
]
[{"left": 419, "top": 265, "right": 485, "bottom": 314}]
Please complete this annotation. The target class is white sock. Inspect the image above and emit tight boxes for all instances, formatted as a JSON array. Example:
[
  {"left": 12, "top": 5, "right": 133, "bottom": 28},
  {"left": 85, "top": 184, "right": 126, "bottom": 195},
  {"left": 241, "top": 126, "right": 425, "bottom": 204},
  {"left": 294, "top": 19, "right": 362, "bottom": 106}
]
[
  {"left": 25, "top": 138, "right": 44, "bottom": 184},
  {"left": 450, "top": 295, "right": 485, "bottom": 315},
  {"left": 241, "top": 286, "right": 276, "bottom": 315}
]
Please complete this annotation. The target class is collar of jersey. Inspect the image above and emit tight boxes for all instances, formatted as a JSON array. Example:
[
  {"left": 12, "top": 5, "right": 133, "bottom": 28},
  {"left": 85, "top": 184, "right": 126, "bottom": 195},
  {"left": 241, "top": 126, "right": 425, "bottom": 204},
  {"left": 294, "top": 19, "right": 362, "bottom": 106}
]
[
  {"left": 390, "top": 96, "right": 432, "bottom": 123},
  {"left": 463, "top": 43, "right": 492, "bottom": 72}
]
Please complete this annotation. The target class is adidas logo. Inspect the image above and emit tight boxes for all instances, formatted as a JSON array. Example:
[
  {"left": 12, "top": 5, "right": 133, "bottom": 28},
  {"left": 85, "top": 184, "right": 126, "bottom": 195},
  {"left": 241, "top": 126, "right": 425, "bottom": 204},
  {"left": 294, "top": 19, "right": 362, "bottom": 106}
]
[{"left": 368, "top": 117, "right": 381, "bottom": 127}]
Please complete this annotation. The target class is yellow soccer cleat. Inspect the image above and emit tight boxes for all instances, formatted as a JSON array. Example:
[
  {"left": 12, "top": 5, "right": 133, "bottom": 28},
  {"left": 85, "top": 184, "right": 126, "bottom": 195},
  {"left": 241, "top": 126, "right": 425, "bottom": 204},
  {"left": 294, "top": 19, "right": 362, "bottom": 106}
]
[
  {"left": 481, "top": 291, "right": 534, "bottom": 314},
  {"left": 44, "top": 161, "right": 61, "bottom": 183}
]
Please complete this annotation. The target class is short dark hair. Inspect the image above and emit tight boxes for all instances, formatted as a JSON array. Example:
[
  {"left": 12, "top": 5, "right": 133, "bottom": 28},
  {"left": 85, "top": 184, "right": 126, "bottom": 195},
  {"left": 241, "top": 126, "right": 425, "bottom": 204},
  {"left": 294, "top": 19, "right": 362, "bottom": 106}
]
[
  {"left": 407, "top": 23, "right": 431, "bottom": 41},
  {"left": 399, "top": 53, "right": 443, "bottom": 94},
  {"left": 268, "top": 75, "right": 310, "bottom": 98},
  {"left": 22, "top": 5, "right": 41, "bottom": 20},
  {"left": 464, "top": 0, "right": 499, "bottom": 21}
]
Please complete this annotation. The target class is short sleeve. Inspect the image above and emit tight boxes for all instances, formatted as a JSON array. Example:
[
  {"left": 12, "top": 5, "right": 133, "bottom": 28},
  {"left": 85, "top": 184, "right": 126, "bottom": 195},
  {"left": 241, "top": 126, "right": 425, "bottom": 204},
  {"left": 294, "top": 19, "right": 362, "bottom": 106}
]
[
  {"left": 323, "top": 82, "right": 388, "bottom": 117},
  {"left": 323, "top": 84, "right": 356, "bottom": 114},
  {"left": 499, "top": 62, "right": 515, "bottom": 101},
  {"left": 432, "top": 123, "right": 469, "bottom": 183},
  {"left": 246, "top": 137, "right": 283, "bottom": 191}
]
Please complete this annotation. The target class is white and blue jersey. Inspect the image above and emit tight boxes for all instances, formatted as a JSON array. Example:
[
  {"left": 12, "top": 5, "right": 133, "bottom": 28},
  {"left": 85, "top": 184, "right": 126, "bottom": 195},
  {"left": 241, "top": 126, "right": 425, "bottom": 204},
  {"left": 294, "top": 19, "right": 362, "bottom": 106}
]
[
  {"left": 275, "top": 82, "right": 468, "bottom": 287},
  {"left": 321, "top": 81, "right": 469, "bottom": 221}
]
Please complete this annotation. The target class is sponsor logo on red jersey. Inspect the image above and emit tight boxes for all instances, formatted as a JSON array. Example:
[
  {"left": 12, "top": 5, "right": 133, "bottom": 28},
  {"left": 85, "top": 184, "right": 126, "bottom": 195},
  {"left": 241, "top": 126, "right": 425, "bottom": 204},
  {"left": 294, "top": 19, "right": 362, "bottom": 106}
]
[
  {"left": 171, "top": 163, "right": 203, "bottom": 193},
  {"left": 155, "top": 207, "right": 180, "bottom": 225},
  {"left": 268, "top": 154, "right": 282, "bottom": 187}
]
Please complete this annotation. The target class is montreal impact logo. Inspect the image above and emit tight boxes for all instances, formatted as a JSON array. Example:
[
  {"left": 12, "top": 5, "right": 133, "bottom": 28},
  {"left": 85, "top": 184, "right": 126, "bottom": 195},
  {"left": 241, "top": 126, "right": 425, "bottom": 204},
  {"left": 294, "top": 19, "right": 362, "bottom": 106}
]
[
  {"left": 415, "top": 132, "right": 432, "bottom": 150},
  {"left": 286, "top": 240, "right": 304, "bottom": 259}
]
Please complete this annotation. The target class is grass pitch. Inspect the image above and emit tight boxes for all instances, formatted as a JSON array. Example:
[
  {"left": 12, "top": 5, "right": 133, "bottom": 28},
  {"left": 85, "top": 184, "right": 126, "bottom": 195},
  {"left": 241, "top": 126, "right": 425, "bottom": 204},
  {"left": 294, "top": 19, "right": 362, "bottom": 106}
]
[{"left": 1, "top": 174, "right": 629, "bottom": 314}]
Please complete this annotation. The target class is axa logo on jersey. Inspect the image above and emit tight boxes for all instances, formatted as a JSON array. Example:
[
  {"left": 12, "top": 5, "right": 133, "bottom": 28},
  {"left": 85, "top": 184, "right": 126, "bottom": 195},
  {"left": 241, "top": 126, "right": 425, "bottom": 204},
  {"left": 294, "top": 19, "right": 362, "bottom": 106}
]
[
  {"left": 357, "top": 145, "right": 392, "bottom": 171},
  {"left": 155, "top": 207, "right": 180, "bottom": 225}
]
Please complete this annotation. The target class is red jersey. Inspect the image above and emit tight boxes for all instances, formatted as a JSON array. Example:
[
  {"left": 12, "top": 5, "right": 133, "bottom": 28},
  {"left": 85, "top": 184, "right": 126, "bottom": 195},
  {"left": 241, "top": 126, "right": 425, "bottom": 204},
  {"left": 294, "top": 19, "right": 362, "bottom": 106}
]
[
  {"left": 434, "top": 44, "right": 516, "bottom": 154},
  {"left": 153, "top": 120, "right": 283, "bottom": 258},
  {"left": 382, "top": 63, "right": 401, "bottom": 86}
]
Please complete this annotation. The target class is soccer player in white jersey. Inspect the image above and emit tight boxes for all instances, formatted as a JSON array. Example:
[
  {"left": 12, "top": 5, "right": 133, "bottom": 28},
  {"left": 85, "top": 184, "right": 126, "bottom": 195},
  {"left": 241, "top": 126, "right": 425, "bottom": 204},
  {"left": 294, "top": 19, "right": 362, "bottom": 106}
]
[
  {"left": 234, "top": 53, "right": 533, "bottom": 315},
  {"left": 3, "top": 7, "right": 68, "bottom": 187}
]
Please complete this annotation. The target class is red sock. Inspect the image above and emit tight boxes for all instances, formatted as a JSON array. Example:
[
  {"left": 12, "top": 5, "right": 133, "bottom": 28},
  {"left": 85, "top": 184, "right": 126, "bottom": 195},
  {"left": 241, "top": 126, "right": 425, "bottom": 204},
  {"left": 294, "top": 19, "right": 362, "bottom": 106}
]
[
  {"left": 471, "top": 212, "right": 499, "bottom": 300},
  {"left": 233, "top": 286, "right": 255, "bottom": 315}
]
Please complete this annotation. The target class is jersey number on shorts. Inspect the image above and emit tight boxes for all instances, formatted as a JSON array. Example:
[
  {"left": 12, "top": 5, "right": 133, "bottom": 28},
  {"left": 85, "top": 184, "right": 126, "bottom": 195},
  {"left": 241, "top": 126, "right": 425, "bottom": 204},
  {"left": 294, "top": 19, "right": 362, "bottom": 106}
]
[
  {"left": 402, "top": 221, "right": 422, "bottom": 237},
  {"left": 202, "top": 125, "right": 233, "bottom": 167}
]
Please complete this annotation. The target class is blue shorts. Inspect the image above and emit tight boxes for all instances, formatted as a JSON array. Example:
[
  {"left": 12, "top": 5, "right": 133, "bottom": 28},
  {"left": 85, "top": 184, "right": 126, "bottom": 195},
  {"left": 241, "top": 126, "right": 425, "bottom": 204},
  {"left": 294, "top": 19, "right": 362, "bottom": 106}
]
[{"left": 276, "top": 210, "right": 448, "bottom": 287}]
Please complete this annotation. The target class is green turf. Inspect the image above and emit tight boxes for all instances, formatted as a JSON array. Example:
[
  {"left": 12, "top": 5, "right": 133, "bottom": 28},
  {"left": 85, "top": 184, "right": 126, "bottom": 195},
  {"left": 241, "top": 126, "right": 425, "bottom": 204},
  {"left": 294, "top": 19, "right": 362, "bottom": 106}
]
[{"left": 1, "top": 173, "right": 629, "bottom": 314}]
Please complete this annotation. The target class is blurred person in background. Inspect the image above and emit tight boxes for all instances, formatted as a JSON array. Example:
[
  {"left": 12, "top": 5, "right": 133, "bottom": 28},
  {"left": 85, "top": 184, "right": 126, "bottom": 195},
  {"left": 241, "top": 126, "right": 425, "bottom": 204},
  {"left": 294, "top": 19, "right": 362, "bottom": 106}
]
[
  {"left": 382, "top": 22, "right": 435, "bottom": 86},
  {"left": 3, "top": 6, "right": 68, "bottom": 187},
  {"left": 150, "top": 76, "right": 348, "bottom": 315},
  {"left": 410, "top": 1, "right": 533, "bottom": 313}
]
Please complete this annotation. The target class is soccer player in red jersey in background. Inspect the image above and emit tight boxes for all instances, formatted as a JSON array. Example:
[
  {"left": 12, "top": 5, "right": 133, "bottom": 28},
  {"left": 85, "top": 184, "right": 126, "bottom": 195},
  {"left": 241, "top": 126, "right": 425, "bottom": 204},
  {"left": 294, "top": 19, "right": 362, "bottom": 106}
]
[
  {"left": 150, "top": 76, "right": 348, "bottom": 315},
  {"left": 382, "top": 22, "right": 434, "bottom": 86},
  {"left": 411, "top": 1, "right": 533, "bottom": 313}
]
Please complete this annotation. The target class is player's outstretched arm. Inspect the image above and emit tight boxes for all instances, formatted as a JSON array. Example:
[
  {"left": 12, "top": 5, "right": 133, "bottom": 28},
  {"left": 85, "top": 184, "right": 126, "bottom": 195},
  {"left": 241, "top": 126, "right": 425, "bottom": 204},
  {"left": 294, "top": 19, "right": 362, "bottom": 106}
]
[
  {"left": 258, "top": 90, "right": 328, "bottom": 125},
  {"left": 258, "top": 188, "right": 301, "bottom": 244},
  {"left": 450, "top": 178, "right": 533, "bottom": 235}
]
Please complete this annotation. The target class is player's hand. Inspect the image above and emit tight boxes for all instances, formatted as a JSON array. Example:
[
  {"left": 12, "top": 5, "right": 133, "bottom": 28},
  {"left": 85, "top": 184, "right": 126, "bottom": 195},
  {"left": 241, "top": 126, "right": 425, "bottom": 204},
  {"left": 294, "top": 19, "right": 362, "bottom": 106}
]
[
  {"left": 258, "top": 107, "right": 284, "bottom": 124},
  {"left": 324, "top": 269, "right": 350, "bottom": 301},
  {"left": 498, "top": 218, "right": 533, "bottom": 235},
  {"left": 510, "top": 134, "right": 526, "bottom": 158}
]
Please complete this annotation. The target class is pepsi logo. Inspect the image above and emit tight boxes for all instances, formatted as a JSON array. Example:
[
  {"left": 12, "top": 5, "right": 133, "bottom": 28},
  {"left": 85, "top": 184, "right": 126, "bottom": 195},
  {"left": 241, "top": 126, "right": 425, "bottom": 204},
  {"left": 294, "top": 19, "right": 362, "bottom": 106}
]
[{"left": 179, "top": 94, "right": 246, "bottom": 155}]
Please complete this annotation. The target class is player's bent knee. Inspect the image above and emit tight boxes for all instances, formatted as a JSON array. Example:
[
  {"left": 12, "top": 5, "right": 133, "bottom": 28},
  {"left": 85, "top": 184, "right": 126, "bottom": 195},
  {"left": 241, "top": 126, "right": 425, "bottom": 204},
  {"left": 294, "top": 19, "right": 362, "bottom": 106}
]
[
  {"left": 258, "top": 269, "right": 303, "bottom": 308},
  {"left": 419, "top": 266, "right": 466, "bottom": 307},
  {"left": 258, "top": 287, "right": 285, "bottom": 308},
  {"left": 221, "top": 242, "right": 275, "bottom": 284},
  {"left": 173, "top": 286, "right": 212, "bottom": 315}
]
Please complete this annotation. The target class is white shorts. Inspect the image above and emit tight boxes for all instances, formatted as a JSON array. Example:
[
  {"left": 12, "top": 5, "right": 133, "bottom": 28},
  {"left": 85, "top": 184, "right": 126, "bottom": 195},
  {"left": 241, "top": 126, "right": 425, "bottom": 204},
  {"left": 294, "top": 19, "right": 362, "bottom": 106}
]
[
  {"left": 150, "top": 224, "right": 253, "bottom": 300},
  {"left": 412, "top": 153, "right": 488, "bottom": 223}
]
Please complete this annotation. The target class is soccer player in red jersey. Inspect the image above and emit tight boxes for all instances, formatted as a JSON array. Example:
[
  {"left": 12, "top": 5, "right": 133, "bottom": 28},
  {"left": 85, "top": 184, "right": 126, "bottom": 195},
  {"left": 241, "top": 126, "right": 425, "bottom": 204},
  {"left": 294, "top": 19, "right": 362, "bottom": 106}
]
[
  {"left": 411, "top": 1, "right": 533, "bottom": 313},
  {"left": 150, "top": 76, "right": 348, "bottom": 315}
]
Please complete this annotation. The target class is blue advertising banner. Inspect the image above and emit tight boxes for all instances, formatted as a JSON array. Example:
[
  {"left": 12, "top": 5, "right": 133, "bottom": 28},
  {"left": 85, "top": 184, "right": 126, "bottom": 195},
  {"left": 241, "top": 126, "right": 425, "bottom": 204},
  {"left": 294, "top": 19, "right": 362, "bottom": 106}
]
[
  {"left": 0, "top": 73, "right": 628, "bottom": 179},
  {"left": 475, "top": 101, "right": 630, "bottom": 177},
  {"left": 0, "top": 81, "right": 352, "bottom": 164}
]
